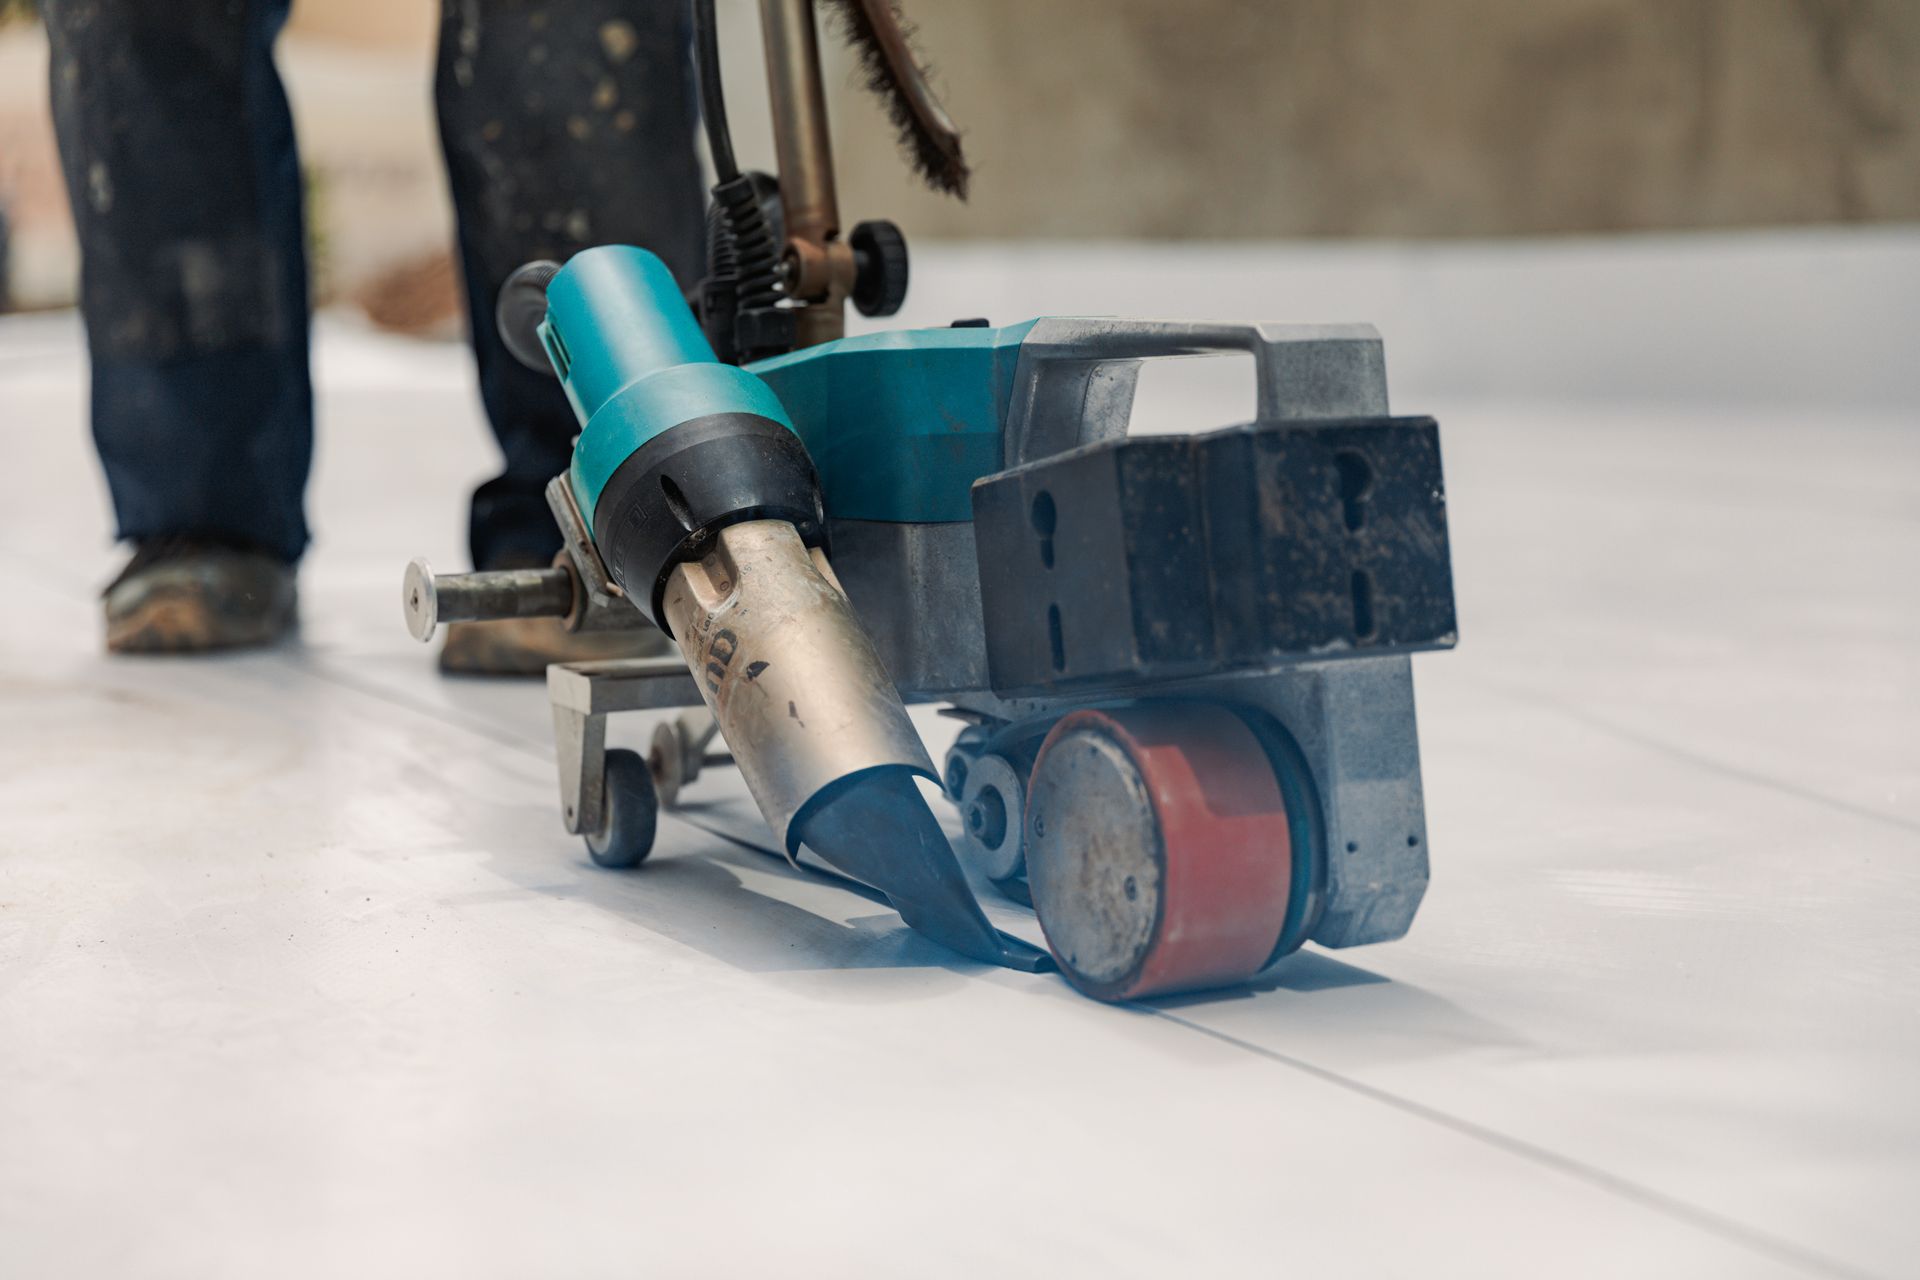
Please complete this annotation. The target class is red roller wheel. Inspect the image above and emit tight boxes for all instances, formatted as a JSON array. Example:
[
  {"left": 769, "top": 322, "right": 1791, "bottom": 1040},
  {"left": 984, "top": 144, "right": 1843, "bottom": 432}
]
[{"left": 1025, "top": 704, "right": 1293, "bottom": 1001}]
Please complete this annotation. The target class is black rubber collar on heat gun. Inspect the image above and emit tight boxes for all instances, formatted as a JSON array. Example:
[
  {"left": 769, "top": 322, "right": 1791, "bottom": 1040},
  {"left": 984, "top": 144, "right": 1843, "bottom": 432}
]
[{"left": 591, "top": 412, "right": 827, "bottom": 632}]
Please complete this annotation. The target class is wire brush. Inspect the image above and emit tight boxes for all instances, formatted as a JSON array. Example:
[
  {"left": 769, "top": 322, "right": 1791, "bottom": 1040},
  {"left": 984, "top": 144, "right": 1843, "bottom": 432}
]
[{"left": 818, "top": 0, "right": 970, "bottom": 200}]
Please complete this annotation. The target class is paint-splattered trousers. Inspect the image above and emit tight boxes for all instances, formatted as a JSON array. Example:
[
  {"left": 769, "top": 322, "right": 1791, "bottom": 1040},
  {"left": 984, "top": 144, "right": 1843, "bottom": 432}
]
[{"left": 44, "top": 0, "right": 705, "bottom": 568}]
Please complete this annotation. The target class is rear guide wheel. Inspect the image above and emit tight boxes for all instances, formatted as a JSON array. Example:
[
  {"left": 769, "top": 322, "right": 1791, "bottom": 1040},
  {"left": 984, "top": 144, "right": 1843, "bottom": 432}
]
[{"left": 954, "top": 752, "right": 1026, "bottom": 883}]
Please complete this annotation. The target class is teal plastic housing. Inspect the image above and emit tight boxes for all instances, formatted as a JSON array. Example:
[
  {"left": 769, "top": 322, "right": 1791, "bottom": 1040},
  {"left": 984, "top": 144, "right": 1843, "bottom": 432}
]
[
  {"left": 749, "top": 320, "right": 1038, "bottom": 523},
  {"left": 543, "top": 244, "right": 1044, "bottom": 527},
  {"left": 542, "top": 246, "right": 795, "bottom": 526}
]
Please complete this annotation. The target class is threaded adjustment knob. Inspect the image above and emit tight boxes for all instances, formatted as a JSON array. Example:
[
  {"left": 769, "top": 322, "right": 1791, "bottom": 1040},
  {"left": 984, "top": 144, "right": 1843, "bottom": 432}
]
[{"left": 849, "top": 220, "right": 909, "bottom": 318}]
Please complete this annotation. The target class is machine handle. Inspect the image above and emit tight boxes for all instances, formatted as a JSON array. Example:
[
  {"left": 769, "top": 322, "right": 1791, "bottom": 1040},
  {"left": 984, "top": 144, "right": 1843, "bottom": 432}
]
[
  {"left": 403, "top": 559, "right": 574, "bottom": 642},
  {"left": 1002, "top": 317, "right": 1391, "bottom": 468}
]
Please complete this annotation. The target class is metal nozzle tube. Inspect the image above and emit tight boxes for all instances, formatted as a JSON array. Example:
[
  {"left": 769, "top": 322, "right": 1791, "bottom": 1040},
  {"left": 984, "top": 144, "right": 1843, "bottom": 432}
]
[
  {"left": 659, "top": 520, "right": 1047, "bottom": 971},
  {"left": 661, "top": 520, "right": 935, "bottom": 850},
  {"left": 403, "top": 558, "right": 575, "bottom": 642}
]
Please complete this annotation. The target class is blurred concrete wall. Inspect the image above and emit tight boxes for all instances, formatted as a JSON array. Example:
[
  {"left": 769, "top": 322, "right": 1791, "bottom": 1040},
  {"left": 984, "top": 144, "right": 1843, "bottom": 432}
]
[
  {"left": 838, "top": 0, "right": 1920, "bottom": 238},
  {"left": 1, "top": 0, "right": 1915, "bottom": 313}
]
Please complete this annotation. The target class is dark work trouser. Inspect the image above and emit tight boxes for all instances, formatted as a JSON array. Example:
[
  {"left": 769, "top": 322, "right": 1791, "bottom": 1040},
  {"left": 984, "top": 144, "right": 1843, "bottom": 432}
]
[{"left": 44, "top": 0, "right": 705, "bottom": 568}]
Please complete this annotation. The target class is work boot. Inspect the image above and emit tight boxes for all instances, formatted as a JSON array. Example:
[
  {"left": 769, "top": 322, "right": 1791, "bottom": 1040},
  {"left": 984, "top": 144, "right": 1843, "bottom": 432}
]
[
  {"left": 437, "top": 556, "right": 674, "bottom": 677},
  {"left": 103, "top": 536, "right": 297, "bottom": 654}
]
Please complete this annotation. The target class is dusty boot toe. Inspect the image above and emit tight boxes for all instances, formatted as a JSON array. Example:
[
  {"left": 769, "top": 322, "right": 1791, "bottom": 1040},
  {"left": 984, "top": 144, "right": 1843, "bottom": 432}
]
[{"left": 103, "top": 539, "right": 297, "bottom": 655}]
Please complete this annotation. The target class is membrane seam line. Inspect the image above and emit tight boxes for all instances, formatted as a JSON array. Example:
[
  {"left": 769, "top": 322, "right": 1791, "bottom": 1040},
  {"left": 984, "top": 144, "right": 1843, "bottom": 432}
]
[
  {"left": 1146, "top": 1009, "right": 1880, "bottom": 1280},
  {"left": 286, "top": 649, "right": 1876, "bottom": 1279}
]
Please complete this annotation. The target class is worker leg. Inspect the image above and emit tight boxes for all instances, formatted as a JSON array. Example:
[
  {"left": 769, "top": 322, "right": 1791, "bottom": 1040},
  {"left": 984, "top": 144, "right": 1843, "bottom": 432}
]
[
  {"left": 44, "top": 0, "right": 312, "bottom": 565},
  {"left": 435, "top": 0, "right": 705, "bottom": 570}
]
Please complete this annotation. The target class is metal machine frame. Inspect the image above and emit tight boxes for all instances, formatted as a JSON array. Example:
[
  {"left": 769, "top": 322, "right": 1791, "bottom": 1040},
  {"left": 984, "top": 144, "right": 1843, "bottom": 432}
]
[
  {"left": 400, "top": 1, "right": 1453, "bottom": 992},
  {"left": 537, "top": 317, "right": 1437, "bottom": 952}
]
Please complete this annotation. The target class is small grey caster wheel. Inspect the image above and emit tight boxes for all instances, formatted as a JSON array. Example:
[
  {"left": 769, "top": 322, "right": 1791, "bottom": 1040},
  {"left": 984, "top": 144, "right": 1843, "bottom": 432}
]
[
  {"left": 943, "top": 724, "right": 991, "bottom": 803},
  {"left": 586, "top": 748, "right": 659, "bottom": 869},
  {"left": 956, "top": 752, "right": 1026, "bottom": 882}
]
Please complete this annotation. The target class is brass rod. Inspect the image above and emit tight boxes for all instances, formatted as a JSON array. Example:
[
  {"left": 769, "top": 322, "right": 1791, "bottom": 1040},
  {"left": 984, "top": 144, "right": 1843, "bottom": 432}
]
[
  {"left": 758, "top": 0, "right": 846, "bottom": 344},
  {"left": 759, "top": 0, "right": 839, "bottom": 251}
]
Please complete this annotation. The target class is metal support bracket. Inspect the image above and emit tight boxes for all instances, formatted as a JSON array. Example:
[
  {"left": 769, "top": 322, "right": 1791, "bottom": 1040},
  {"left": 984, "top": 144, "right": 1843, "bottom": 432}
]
[
  {"left": 544, "top": 476, "right": 653, "bottom": 635},
  {"left": 552, "top": 705, "right": 607, "bottom": 837},
  {"left": 548, "top": 658, "right": 704, "bottom": 835}
]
